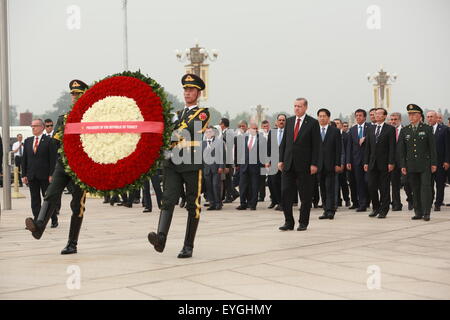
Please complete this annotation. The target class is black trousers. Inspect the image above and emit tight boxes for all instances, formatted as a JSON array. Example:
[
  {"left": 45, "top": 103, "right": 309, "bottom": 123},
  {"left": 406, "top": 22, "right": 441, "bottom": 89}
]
[
  {"left": 319, "top": 171, "right": 336, "bottom": 213},
  {"left": 161, "top": 166, "right": 202, "bottom": 219},
  {"left": 391, "top": 166, "right": 412, "bottom": 208},
  {"left": 281, "top": 170, "right": 314, "bottom": 227},
  {"left": 312, "top": 175, "right": 320, "bottom": 206},
  {"left": 347, "top": 170, "right": 359, "bottom": 206},
  {"left": 223, "top": 167, "right": 235, "bottom": 200},
  {"left": 353, "top": 163, "right": 368, "bottom": 209},
  {"left": 258, "top": 175, "right": 267, "bottom": 200},
  {"left": 239, "top": 167, "right": 260, "bottom": 208},
  {"left": 29, "top": 178, "right": 50, "bottom": 219},
  {"left": 142, "top": 174, "right": 163, "bottom": 210},
  {"left": 204, "top": 170, "right": 222, "bottom": 207},
  {"left": 337, "top": 171, "right": 350, "bottom": 203},
  {"left": 44, "top": 161, "right": 86, "bottom": 219},
  {"left": 14, "top": 156, "right": 23, "bottom": 186},
  {"left": 432, "top": 166, "right": 446, "bottom": 206},
  {"left": 368, "top": 168, "right": 391, "bottom": 214},
  {"left": 268, "top": 170, "right": 282, "bottom": 205}
]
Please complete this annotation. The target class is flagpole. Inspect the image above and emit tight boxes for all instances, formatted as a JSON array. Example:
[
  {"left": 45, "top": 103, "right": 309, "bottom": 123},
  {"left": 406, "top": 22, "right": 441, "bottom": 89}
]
[
  {"left": 0, "top": 0, "right": 12, "bottom": 210},
  {"left": 123, "top": 0, "right": 128, "bottom": 71}
]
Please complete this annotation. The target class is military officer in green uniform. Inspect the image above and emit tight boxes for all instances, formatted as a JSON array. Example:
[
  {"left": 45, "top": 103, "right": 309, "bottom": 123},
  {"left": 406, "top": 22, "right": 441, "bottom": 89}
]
[
  {"left": 148, "top": 74, "right": 210, "bottom": 258},
  {"left": 25, "top": 80, "right": 89, "bottom": 254},
  {"left": 398, "top": 104, "right": 437, "bottom": 221}
]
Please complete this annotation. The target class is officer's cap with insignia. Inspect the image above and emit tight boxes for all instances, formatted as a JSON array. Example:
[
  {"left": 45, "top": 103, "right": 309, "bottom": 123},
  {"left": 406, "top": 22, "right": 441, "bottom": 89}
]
[
  {"left": 69, "top": 79, "right": 89, "bottom": 94},
  {"left": 181, "top": 74, "right": 205, "bottom": 91},
  {"left": 407, "top": 104, "right": 423, "bottom": 114}
]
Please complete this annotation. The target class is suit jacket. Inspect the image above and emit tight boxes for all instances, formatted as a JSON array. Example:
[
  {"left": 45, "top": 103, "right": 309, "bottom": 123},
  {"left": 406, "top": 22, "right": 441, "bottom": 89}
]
[
  {"left": 433, "top": 124, "right": 450, "bottom": 165},
  {"left": 203, "top": 137, "right": 225, "bottom": 175},
  {"left": 346, "top": 123, "right": 371, "bottom": 166},
  {"left": 318, "top": 126, "right": 342, "bottom": 173},
  {"left": 398, "top": 122, "right": 437, "bottom": 172},
  {"left": 22, "top": 135, "right": 57, "bottom": 181},
  {"left": 341, "top": 131, "right": 349, "bottom": 165},
  {"left": 234, "top": 133, "right": 265, "bottom": 173},
  {"left": 364, "top": 123, "right": 396, "bottom": 171},
  {"left": 279, "top": 114, "right": 321, "bottom": 172}
]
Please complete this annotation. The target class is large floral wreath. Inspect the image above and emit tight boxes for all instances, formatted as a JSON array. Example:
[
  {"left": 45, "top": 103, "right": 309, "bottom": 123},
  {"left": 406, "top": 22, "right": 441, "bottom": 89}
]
[{"left": 57, "top": 70, "right": 173, "bottom": 196}]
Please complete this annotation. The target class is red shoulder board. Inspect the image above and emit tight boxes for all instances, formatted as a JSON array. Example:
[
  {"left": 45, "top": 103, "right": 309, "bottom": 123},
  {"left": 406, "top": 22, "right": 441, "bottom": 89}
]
[{"left": 199, "top": 112, "right": 208, "bottom": 121}]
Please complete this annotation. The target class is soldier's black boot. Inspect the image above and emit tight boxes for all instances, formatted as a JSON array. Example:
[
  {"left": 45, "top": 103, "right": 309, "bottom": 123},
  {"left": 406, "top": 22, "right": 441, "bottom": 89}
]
[
  {"left": 61, "top": 215, "right": 84, "bottom": 254},
  {"left": 25, "top": 201, "right": 57, "bottom": 240},
  {"left": 148, "top": 209, "right": 173, "bottom": 253},
  {"left": 178, "top": 215, "right": 199, "bottom": 259}
]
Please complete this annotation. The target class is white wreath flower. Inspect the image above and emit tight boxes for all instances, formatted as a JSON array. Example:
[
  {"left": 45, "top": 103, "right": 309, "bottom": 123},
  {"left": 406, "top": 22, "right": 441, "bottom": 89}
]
[{"left": 80, "top": 96, "right": 144, "bottom": 164}]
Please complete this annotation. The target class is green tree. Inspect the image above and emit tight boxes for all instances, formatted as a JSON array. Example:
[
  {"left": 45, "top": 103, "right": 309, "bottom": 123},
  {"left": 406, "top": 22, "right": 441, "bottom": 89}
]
[
  {"left": 230, "top": 111, "right": 253, "bottom": 129},
  {"left": 0, "top": 104, "right": 19, "bottom": 125}
]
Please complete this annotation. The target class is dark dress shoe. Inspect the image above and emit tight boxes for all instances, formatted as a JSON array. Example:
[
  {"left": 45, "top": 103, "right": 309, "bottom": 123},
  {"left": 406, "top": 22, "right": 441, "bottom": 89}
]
[
  {"left": 434, "top": 206, "right": 441, "bottom": 212},
  {"left": 204, "top": 203, "right": 210, "bottom": 207},
  {"left": 313, "top": 203, "right": 319, "bottom": 209},
  {"left": 177, "top": 246, "right": 193, "bottom": 258},
  {"left": 293, "top": 202, "right": 298, "bottom": 207},
  {"left": 207, "top": 206, "right": 217, "bottom": 211},
  {"left": 337, "top": 201, "right": 343, "bottom": 207},
  {"left": 297, "top": 225, "right": 308, "bottom": 231},
  {"left": 250, "top": 207, "right": 257, "bottom": 211},
  {"left": 423, "top": 215, "right": 430, "bottom": 221},
  {"left": 356, "top": 207, "right": 367, "bottom": 212},
  {"left": 117, "top": 202, "right": 124, "bottom": 206},
  {"left": 328, "top": 213, "right": 335, "bottom": 220},
  {"left": 369, "top": 211, "right": 379, "bottom": 217},
  {"left": 411, "top": 215, "right": 423, "bottom": 220},
  {"left": 408, "top": 202, "right": 414, "bottom": 210},
  {"left": 223, "top": 199, "right": 233, "bottom": 204},
  {"left": 216, "top": 205, "right": 223, "bottom": 211},
  {"left": 377, "top": 213, "right": 387, "bottom": 219},
  {"left": 51, "top": 221, "right": 59, "bottom": 228},
  {"left": 61, "top": 241, "right": 77, "bottom": 255},
  {"left": 318, "top": 204, "right": 323, "bottom": 208},
  {"left": 236, "top": 205, "right": 247, "bottom": 210},
  {"left": 275, "top": 205, "right": 283, "bottom": 211},
  {"left": 279, "top": 224, "right": 294, "bottom": 231},
  {"left": 319, "top": 213, "right": 329, "bottom": 219},
  {"left": 349, "top": 204, "right": 358, "bottom": 210},
  {"left": 345, "top": 201, "right": 351, "bottom": 207},
  {"left": 268, "top": 203, "right": 276, "bottom": 209},
  {"left": 143, "top": 208, "right": 152, "bottom": 213},
  {"left": 123, "top": 203, "right": 132, "bottom": 208},
  {"left": 179, "top": 200, "right": 186, "bottom": 208},
  {"left": 392, "top": 206, "right": 402, "bottom": 211}
]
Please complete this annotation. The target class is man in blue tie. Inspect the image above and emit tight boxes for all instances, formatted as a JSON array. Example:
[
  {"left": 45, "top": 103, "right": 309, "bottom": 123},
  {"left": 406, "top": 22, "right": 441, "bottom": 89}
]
[{"left": 346, "top": 109, "right": 370, "bottom": 212}]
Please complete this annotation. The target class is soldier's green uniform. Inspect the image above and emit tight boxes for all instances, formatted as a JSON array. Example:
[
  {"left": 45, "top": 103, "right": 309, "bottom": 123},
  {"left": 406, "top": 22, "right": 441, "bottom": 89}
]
[
  {"left": 148, "top": 74, "right": 210, "bottom": 258},
  {"left": 25, "top": 80, "right": 88, "bottom": 254},
  {"left": 398, "top": 104, "right": 437, "bottom": 221}
]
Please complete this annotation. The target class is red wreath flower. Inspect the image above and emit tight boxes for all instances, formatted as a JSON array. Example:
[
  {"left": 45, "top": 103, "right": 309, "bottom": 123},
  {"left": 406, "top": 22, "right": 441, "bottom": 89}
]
[{"left": 59, "top": 71, "right": 172, "bottom": 195}]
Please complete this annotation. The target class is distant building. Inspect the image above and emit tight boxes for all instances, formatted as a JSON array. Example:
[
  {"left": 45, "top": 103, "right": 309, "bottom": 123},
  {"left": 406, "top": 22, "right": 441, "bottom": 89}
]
[{"left": 19, "top": 112, "right": 33, "bottom": 126}]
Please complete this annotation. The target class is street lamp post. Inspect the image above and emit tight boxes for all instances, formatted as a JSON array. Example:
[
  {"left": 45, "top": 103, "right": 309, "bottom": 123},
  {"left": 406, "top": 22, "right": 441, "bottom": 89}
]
[
  {"left": 252, "top": 104, "right": 268, "bottom": 127},
  {"left": 175, "top": 41, "right": 218, "bottom": 101},
  {"left": 123, "top": 0, "right": 128, "bottom": 71},
  {"left": 367, "top": 66, "right": 397, "bottom": 113}
]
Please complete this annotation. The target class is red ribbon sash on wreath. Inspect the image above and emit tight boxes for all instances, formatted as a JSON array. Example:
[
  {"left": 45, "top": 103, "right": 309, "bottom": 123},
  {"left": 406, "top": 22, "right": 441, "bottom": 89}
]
[{"left": 65, "top": 121, "right": 164, "bottom": 134}]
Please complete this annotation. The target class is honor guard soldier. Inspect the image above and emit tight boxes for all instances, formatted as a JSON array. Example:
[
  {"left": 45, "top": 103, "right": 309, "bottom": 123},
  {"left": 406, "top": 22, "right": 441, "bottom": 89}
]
[
  {"left": 25, "top": 79, "right": 89, "bottom": 254},
  {"left": 148, "top": 74, "right": 210, "bottom": 258},
  {"left": 398, "top": 104, "right": 437, "bottom": 221}
]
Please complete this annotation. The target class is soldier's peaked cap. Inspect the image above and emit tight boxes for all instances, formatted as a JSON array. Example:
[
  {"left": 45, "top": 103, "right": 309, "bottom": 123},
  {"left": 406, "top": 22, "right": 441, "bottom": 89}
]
[
  {"left": 407, "top": 104, "right": 423, "bottom": 114},
  {"left": 181, "top": 74, "right": 205, "bottom": 91},
  {"left": 69, "top": 79, "right": 89, "bottom": 93}
]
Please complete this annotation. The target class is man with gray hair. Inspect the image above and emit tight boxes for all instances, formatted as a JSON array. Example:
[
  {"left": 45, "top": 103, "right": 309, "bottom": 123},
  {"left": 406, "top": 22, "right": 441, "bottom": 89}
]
[
  {"left": 389, "top": 112, "right": 413, "bottom": 211},
  {"left": 22, "top": 119, "right": 57, "bottom": 225}
]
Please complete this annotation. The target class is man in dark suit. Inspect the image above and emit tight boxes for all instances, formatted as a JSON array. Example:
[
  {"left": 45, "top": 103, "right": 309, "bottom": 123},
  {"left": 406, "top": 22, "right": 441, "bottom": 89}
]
[
  {"left": 278, "top": 98, "right": 321, "bottom": 231},
  {"left": 317, "top": 109, "right": 342, "bottom": 220},
  {"left": 22, "top": 119, "right": 57, "bottom": 225},
  {"left": 235, "top": 122, "right": 266, "bottom": 210},
  {"left": 364, "top": 108, "right": 396, "bottom": 218},
  {"left": 267, "top": 114, "right": 286, "bottom": 211},
  {"left": 346, "top": 109, "right": 370, "bottom": 212},
  {"left": 426, "top": 110, "right": 450, "bottom": 211},
  {"left": 389, "top": 112, "right": 413, "bottom": 211},
  {"left": 333, "top": 119, "right": 351, "bottom": 208},
  {"left": 203, "top": 126, "right": 225, "bottom": 210},
  {"left": 220, "top": 118, "right": 239, "bottom": 203}
]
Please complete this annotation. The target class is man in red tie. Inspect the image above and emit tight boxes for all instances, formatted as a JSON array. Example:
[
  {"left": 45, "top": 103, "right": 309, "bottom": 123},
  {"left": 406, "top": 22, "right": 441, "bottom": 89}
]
[
  {"left": 235, "top": 122, "right": 267, "bottom": 210},
  {"left": 278, "top": 98, "right": 321, "bottom": 231},
  {"left": 389, "top": 112, "right": 413, "bottom": 211},
  {"left": 21, "top": 119, "right": 57, "bottom": 224}
]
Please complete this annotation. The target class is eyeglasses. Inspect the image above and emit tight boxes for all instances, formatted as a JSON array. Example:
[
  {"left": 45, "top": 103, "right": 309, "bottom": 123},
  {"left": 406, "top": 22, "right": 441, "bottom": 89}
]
[{"left": 46, "top": 124, "right": 53, "bottom": 127}]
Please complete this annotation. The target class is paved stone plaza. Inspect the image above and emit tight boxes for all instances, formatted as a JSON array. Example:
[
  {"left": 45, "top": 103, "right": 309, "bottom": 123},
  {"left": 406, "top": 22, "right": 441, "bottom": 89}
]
[{"left": 1, "top": 187, "right": 450, "bottom": 300}]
